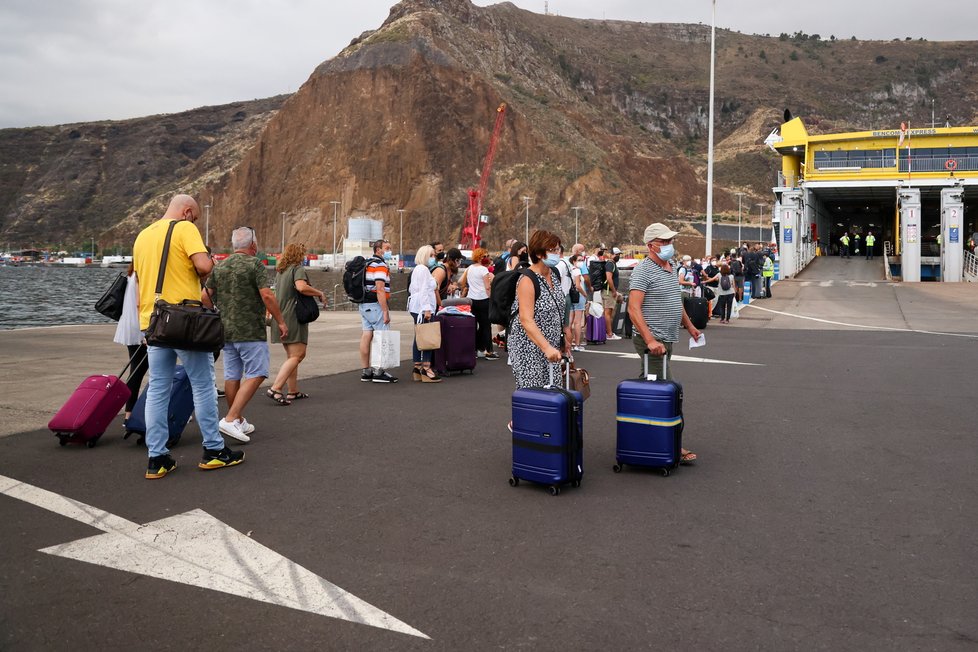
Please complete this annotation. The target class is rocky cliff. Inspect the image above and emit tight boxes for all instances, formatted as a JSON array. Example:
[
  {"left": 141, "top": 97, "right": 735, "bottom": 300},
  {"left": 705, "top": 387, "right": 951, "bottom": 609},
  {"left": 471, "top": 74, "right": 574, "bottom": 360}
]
[{"left": 3, "top": 0, "right": 978, "bottom": 252}]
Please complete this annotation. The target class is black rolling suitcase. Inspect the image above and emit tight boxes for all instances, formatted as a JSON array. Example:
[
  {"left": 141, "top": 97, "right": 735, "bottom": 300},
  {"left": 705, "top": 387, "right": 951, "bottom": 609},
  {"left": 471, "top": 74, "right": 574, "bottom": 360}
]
[{"left": 683, "top": 295, "right": 709, "bottom": 330}]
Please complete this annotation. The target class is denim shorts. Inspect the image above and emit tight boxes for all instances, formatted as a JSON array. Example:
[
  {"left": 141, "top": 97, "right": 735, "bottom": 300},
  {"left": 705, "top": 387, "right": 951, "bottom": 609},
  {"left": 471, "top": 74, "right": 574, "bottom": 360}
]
[
  {"left": 223, "top": 341, "right": 270, "bottom": 381},
  {"left": 359, "top": 302, "right": 389, "bottom": 331}
]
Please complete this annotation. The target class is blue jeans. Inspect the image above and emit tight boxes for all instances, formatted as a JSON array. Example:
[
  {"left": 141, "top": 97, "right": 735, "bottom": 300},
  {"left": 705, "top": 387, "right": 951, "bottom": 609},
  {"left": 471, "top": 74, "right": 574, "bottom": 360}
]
[
  {"left": 410, "top": 312, "right": 433, "bottom": 364},
  {"left": 145, "top": 345, "right": 223, "bottom": 458}
]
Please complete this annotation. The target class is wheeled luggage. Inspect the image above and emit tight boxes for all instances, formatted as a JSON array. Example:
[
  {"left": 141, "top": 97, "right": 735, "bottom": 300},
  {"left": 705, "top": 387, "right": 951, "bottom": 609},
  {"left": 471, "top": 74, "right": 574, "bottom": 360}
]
[
  {"left": 614, "top": 355, "right": 683, "bottom": 476},
  {"left": 586, "top": 314, "right": 607, "bottom": 344},
  {"left": 124, "top": 365, "right": 194, "bottom": 448},
  {"left": 432, "top": 313, "right": 477, "bottom": 375},
  {"left": 49, "top": 370, "right": 132, "bottom": 448},
  {"left": 683, "top": 295, "right": 709, "bottom": 330},
  {"left": 510, "top": 363, "right": 584, "bottom": 496}
]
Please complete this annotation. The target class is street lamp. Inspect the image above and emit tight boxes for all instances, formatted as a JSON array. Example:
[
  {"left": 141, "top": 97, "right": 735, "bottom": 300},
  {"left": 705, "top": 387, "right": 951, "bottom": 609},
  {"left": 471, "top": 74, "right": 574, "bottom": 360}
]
[
  {"left": 330, "top": 200, "right": 341, "bottom": 261},
  {"left": 522, "top": 196, "right": 531, "bottom": 244},
  {"left": 91, "top": 236, "right": 95, "bottom": 263},
  {"left": 755, "top": 204, "right": 765, "bottom": 242},
  {"left": 571, "top": 206, "right": 583, "bottom": 244},
  {"left": 736, "top": 192, "right": 744, "bottom": 247},
  {"left": 280, "top": 211, "right": 286, "bottom": 253},
  {"left": 397, "top": 209, "right": 405, "bottom": 265},
  {"left": 204, "top": 203, "right": 211, "bottom": 247},
  {"left": 704, "top": 0, "right": 717, "bottom": 257}
]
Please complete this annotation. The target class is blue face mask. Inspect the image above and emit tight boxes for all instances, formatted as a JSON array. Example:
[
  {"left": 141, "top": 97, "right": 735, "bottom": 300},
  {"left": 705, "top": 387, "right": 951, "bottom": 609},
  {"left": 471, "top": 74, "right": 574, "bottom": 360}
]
[
  {"left": 427, "top": 257, "right": 437, "bottom": 268},
  {"left": 655, "top": 244, "right": 675, "bottom": 261},
  {"left": 383, "top": 251, "right": 392, "bottom": 261},
  {"left": 544, "top": 253, "right": 561, "bottom": 268}
]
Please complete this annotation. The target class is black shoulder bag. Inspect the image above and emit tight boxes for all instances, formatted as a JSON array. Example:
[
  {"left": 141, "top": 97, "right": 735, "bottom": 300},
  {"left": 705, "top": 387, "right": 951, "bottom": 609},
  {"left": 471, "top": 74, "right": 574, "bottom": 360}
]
[
  {"left": 293, "top": 267, "right": 320, "bottom": 324},
  {"left": 94, "top": 272, "right": 128, "bottom": 321},
  {"left": 144, "top": 221, "right": 225, "bottom": 352}
]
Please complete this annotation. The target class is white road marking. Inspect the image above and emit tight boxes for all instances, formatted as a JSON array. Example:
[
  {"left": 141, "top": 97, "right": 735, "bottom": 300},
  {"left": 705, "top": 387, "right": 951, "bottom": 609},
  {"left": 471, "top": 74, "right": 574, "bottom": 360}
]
[
  {"left": 0, "top": 473, "right": 428, "bottom": 639},
  {"left": 581, "top": 349, "right": 763, "bottom": 366},
  {"left": 740, "top": 303, "right": 978, "bottom": 339}
]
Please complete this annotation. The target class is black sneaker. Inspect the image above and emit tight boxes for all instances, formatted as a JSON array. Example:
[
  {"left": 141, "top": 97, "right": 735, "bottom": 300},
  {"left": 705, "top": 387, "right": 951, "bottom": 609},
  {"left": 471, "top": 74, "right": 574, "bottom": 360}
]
[
  {"left": 198, "top": 446, "right": 245, "bottom": 470},
  {"left": 371, "top": 370, "right": 398, "bottom": 383},
  {"left": 360, "top": 369, "right": 374, "bottom": 382},
  {"left": 146, "top": 454, "right": 177, "bottom": 480}
]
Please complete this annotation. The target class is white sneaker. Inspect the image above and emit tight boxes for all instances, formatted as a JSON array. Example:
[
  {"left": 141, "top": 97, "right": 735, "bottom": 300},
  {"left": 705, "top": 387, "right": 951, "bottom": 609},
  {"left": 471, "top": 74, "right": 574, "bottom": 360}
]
[
  {"left": 219, "top": 418, "right": 251, "bottom": 443},
  {"left": 239, "top": 418, "right": 255, "bottom": 435},
  {"left": 608, "top": 334, "right": 622, "bottom": 341}
]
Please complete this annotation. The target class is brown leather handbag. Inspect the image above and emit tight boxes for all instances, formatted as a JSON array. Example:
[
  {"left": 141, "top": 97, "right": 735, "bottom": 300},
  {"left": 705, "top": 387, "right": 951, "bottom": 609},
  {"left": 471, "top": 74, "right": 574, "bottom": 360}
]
[{"left": 568, "top": 362, "right": 591, "bottom": 400}]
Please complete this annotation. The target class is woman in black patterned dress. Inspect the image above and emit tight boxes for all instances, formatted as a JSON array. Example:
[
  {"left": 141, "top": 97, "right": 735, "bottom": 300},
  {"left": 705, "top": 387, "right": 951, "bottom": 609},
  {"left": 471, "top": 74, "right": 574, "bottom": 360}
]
[{"left": 509, "top": 230, "right": 573, "bottom": 390}]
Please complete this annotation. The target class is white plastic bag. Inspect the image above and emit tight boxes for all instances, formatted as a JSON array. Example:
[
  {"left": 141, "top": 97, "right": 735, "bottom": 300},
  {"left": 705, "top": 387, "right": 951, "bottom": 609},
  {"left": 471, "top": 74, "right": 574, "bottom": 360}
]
[
  {"left": 369, "top": 330, "right": 401, "bottom": 369},
  {"left": 731, "top": 301, "right": 741, "bottom": 320}
]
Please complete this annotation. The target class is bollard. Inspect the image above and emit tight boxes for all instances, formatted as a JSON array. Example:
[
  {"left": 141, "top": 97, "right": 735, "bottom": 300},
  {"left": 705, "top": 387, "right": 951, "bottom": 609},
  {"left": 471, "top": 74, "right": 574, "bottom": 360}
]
[{"left": 743, "top": 281, "right": 751, "bottom": 305}]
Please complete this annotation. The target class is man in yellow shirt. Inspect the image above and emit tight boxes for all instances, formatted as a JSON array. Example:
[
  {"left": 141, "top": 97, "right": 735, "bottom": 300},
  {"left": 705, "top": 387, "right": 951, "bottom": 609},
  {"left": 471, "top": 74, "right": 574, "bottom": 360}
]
[{"left": 132, "top": 194, "right": 244, "bottom": 479}]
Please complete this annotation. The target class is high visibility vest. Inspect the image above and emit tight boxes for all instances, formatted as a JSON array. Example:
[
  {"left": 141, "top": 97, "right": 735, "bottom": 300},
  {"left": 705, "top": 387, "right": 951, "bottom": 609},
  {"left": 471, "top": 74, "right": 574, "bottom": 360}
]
[
  {"left": 866, "top": 235, "right": 875, "bottom": 246},
  {"left": 841, "top": 235, "right": 849, "bottom": 246},
  {"left": 762, "top": 257, "right": 774, "bottom": 278}
]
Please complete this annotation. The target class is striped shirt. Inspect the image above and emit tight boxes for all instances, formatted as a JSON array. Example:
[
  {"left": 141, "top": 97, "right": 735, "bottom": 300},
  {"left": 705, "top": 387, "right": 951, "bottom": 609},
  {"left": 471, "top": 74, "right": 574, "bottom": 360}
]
[
  {"left": 629, "top": 258, "right": 684, "bottom": 343},
  {"left": 364, "top": 256, "right": 391, "bottom": 301}
]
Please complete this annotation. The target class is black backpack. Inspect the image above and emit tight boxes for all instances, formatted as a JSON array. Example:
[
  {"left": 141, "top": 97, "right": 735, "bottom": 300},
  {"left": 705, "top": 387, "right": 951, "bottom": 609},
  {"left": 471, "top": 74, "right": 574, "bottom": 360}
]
[
  {"left": 489, "top": 268, "right": 540, "bottom": 326},
  {"left": 720, "top": 274, "right": 732, "bottom": 291},
  {"left": 588, "top": 260, "right": 606, "bottom": 292},
  {"left": 730, "top": 259, "right": 744, "bottom": 276},
  {"left": 343, "top": 256, "right": 369, "bottom": 303}
]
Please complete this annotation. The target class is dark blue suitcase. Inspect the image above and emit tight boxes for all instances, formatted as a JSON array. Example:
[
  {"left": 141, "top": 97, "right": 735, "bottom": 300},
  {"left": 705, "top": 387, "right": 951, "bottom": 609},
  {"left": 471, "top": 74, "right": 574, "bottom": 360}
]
[
  {"left": 614, "top": 355, "right": 683, "bottom": 476},
  {"left": 124, "top": 365, "right": 194, "bottom": 448},
  {"left": 510, "top": 365, "right": 583, "bottom": 496}
]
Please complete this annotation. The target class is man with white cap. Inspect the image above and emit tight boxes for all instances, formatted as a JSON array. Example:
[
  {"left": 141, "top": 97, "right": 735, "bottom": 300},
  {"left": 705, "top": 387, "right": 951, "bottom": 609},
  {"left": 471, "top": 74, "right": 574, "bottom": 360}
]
[{"left": 627, "top": 222, "right": 700, "bottom": 464}]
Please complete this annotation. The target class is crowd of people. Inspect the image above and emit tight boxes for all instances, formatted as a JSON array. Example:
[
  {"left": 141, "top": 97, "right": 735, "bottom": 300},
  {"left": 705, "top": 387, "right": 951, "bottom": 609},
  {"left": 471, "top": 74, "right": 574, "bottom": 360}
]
[{"left": 119, "top": 194, "right": 784, "bottom": 479}]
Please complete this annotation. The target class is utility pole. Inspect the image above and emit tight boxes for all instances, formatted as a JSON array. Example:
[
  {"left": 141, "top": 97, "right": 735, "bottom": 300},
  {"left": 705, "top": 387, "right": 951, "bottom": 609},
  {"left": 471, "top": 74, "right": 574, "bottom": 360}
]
[
  {"left": 756, "top": 204, "right": 765, "bottom": 242},
  {"left": 522, "top": 196, "right": 531, "bottom": 245},
  {"left": 280, "top": 212, "right": 286, "bottom": 254},
  {"left": 704, "top": 0, "right": 717, "bottom": 257},
  {"left": 571, "top": 206, "right": 582, "bottom": 244},
  {"left": 397, "top": 209, "right": 405, "bottom": 267},
  {"left": 736, "top": 192, "right": 744, "bottom": 246},
  {"left": 330, "top": 201, "right": 341, "bottom": 262},
  {"left": 203, "top": 203, "right": 211, "bottom": 247}
]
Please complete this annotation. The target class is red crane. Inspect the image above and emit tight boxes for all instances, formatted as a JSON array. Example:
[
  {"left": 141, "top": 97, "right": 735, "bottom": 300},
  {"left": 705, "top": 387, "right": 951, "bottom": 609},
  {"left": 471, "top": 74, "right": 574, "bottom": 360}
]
[{"left": 460, "top": 103, "right": 507, "bottom": 250}]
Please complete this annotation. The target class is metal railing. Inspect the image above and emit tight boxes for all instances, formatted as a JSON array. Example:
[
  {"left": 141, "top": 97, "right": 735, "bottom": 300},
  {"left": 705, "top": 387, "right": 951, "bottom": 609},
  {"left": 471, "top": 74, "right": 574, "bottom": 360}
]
[
  {"left": 777, "top": 172, "right": 803, "bottom": 188},
  {"left": 883, "top": 243, "right": 893, "bottom": 282},
  {"left": 964, "top": 250, "right": 978, "bottom": 282}
]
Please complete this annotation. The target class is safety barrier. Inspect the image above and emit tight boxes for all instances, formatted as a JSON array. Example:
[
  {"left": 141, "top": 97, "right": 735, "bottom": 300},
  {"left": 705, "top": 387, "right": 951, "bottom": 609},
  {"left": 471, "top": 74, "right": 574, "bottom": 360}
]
[{"left": 965, "top": 250, "right": 978, "bottom": 283}]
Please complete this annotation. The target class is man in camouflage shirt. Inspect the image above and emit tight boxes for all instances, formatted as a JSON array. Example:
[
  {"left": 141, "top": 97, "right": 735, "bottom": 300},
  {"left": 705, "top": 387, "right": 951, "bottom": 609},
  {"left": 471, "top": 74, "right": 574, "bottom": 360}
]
[{"left": 203, "top": 227, "right": 287, "bottom": 443}]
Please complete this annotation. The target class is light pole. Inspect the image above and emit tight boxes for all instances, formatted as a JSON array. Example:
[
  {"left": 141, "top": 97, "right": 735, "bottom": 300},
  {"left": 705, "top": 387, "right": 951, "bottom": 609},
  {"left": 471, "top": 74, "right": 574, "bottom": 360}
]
[
  {"left": 522, "top": 196, "right": 531, "bottom": 244},
  {"left": 280, "top": 212, "right": 286, "bottom": 253},
  {"left": 330, "top": 200, "right": 341, "bottom": 260},
  {"left": 755, "top": 204, "right": 765, "bottom": 242},
  {"left": 736, "top": 192, "right": 744, "bottom": 247},
  {"left": 204, "top": 203, "right": 211, "bottom": 247},
  {"left": 91, "top": 236, "right": 95, "bottom": 262},
  {"left": 572, "top": 206, "right": 582, "bottom": 244},
  {"left": 704, "top": 0, "right": 717, "bottom": 257},
  {"left": 397, "top": 209, "right": 405, "bottom": 265}
]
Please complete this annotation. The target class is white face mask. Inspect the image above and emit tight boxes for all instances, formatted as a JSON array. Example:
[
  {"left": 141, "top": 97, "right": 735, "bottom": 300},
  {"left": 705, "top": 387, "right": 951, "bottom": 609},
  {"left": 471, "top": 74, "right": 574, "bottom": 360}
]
[{"left": 655, "top": 244, "right": 675, "bottom": 261}]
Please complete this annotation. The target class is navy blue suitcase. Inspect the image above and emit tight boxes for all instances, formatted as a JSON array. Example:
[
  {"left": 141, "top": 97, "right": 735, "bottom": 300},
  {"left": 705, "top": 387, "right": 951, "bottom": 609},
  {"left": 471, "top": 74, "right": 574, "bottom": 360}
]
[
  {"left": 510, "top": 364, "right": 583, "bottom": 496},
  {"left": 124, "top": 365, "right": 194, "bottom": 448},
  {"left": 614, "top": 355, "right": 683, "bottom": 476}
]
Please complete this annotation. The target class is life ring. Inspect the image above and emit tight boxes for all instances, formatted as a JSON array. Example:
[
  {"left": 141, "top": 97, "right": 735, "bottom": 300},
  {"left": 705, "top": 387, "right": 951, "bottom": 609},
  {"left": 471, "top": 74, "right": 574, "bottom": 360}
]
[{"left": 945, "top": 159, "right": 958, "bottom": 171}]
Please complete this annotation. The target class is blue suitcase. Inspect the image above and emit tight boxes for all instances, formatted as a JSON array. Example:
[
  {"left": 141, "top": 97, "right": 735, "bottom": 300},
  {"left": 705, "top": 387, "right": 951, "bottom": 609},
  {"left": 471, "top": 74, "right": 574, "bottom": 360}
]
[
  {"left": 614, "top": 355, "right": 683, "bottom": 476},
  {"left": 510, "top": 364, "right": 583, "bottom": 496},
  {"left": 124, "top": 365, "right": 194, "bottom": 448}
]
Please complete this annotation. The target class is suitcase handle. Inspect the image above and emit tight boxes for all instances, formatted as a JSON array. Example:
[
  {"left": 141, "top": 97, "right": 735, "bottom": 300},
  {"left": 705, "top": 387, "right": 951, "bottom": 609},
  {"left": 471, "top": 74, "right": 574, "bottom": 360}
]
[
  {"left": 545, "top": 357, "right": 572, "bottom": 391},
  {"left": 643, "top": 351, "right": 667, "bottom": 381}
]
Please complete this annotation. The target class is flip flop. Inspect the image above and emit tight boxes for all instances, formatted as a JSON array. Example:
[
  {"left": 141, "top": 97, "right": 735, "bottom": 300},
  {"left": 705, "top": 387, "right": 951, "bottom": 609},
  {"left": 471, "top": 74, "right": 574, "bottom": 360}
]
[{"left": 286, "top": 392, "right": 309, "bottom": 400}]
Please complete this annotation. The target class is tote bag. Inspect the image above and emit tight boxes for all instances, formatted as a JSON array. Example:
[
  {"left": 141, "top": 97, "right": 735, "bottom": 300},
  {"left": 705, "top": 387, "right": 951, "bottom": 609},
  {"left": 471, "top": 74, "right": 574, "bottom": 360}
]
[
  {"left": 415, "top": 317, "right": 442, "bottom": 351},
  {"left": 369, "top": 330, "right": 401, "bottom": 369}
]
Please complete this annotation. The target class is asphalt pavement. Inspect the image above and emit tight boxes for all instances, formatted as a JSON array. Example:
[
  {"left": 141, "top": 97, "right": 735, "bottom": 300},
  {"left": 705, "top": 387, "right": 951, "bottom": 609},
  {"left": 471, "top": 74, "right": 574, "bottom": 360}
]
[{"left": 1, "top": 272, "right": 976, "bottom": 650}]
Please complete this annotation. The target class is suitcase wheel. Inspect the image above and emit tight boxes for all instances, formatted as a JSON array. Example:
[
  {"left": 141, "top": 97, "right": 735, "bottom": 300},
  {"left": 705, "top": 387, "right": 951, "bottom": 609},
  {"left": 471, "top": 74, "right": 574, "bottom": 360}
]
[
  {"left": 661, "top": 468, "right": 671, "bottom": 477},
  {"left": 86, "top": 439, "right": 97, "bottom": 448},
  {"left": 571, "top": 480, "right": 580, "bottom": 488},
  {"left": 57, "top": 435, "right": 68, "bottom": 447},
  {"left": 548, "top": 485, "right": 561, "bottom": 496},
  {"left": 508, "top": 477, "right": 520, "bottom": 487},
  {"left": 612, "top": 463, "right": 623, "bottom": 473}
]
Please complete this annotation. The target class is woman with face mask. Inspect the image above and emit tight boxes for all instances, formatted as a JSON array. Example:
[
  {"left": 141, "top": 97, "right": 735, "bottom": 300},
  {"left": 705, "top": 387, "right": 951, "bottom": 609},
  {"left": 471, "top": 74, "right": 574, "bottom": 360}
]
[
  {"left": 508, "top": 230, "right": 573, "bottom": 395},
  {"left": 506, "top": 241, "right": 529, "bottom": 271},
  {"left": 407, "top": 245, "right": 442, "bottom": 382},
  {"left": 458, "top": 247, "right": 497, "bottom": 360}
]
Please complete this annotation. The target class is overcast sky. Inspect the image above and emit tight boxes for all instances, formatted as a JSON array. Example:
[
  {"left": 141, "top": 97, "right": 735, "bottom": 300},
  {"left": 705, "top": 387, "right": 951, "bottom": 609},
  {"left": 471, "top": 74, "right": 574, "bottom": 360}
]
[{"left": 1, "top": 0, "right": 974, "bottom": 129}]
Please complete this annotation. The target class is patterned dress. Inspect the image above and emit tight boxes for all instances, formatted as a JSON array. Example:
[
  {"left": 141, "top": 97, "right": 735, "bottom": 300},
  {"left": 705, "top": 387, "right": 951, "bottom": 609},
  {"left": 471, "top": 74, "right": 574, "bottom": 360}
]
[{"left": 509, "top": 270, "right": 565, "bottom": 389}]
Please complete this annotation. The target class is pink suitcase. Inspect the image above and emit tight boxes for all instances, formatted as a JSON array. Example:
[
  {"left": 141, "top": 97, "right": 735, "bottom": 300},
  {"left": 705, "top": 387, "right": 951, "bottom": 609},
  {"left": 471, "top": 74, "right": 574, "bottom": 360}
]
[{"left": 49, "top": 374, "right": 131, "bottom": 448}]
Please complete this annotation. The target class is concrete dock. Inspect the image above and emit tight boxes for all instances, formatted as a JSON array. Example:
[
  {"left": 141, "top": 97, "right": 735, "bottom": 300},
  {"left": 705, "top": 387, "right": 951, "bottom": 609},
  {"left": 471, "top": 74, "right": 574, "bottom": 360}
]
[{"left": 1, "top": 265, "right": 976, "bottom": 650}]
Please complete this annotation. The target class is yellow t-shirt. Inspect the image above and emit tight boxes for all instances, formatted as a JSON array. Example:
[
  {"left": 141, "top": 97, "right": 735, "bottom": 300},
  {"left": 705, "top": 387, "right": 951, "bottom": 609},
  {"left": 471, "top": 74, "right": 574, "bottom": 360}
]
[{"left": 132, "top": 219, "right": 207, "bottom": 330}]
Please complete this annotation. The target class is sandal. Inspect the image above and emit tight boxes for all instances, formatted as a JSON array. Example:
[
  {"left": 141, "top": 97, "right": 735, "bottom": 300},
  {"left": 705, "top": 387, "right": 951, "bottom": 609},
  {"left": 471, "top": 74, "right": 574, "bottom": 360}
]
[
  {"left": 680, "top": 449, "right": 697, "bottom": 465},
  {"left": 412, "top": 366, "right": 423, "bottom": 382},
  {"left": 286, "top": 392, "right": 309, "bottom": 400},
  {"left": 265, "top": 388, "right": 292, "bottom": 406}
]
